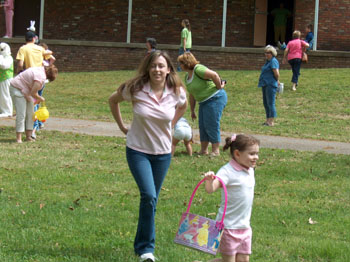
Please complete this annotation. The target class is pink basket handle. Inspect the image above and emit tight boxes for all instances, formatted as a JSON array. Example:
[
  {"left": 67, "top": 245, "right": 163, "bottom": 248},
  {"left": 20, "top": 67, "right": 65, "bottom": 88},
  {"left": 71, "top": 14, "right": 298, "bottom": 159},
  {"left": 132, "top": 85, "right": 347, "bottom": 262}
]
[{"left": 185, "top": 176, "right": 227, "bottom": 226}]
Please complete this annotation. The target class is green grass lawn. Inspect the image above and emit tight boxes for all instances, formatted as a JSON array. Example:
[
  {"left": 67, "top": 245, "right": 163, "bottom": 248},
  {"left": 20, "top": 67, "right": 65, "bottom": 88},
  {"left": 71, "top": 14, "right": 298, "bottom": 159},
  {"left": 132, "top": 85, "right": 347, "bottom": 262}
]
[
  {"left": 1, "top": 68, "right": 350, "bottom": 261},
  {"left": 45, "top": 68, "right": 350, "bottom": 142},
  {"left": 0, "top": 127, "right": 349, "bottom": 262}
]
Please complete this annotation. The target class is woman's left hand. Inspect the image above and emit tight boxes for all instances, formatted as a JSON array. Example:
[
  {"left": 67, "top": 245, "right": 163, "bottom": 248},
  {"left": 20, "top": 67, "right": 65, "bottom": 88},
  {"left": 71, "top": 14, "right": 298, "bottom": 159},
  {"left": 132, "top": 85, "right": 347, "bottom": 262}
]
[{"left": 219, "top": 81, "right": 225, "bottom": 89}]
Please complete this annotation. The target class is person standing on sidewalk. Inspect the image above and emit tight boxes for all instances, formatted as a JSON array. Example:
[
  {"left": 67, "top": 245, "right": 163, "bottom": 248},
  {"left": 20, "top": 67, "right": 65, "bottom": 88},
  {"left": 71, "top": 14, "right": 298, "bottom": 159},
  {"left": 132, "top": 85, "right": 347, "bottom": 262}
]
[
  {"left": 16, "top": 30, "right": 53, "bottom": 139},
  {"left": 9, "top": 65, "right": 58, "bottom": 143},
  {"left": 109, "top": 50, "right": 187, "bottom": 262}
]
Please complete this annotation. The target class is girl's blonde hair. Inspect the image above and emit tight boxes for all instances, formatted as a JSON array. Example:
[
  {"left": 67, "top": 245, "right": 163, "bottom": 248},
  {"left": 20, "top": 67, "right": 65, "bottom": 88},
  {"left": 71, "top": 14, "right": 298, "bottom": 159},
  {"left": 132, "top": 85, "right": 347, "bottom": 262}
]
[
  {"left": 120, "top": 50, "right": 184, "bottom": 96},
  {"left": 223, "top": 134, "right": 260, "bottom": 159}
]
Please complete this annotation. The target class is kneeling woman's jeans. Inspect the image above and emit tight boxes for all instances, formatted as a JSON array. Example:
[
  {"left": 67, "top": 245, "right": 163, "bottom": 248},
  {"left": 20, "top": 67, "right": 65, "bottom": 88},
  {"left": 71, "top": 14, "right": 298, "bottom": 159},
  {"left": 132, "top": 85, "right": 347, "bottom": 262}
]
[
  {"left": 126, "top": 147, "right": 172, "bottom": 256},
  {"left": 288, "top": 58, "right": 302, "bottom": 84},
  {"left": 262, "top": 86, "right": 277, "bottom": 118},
  {"left": 198, "top": 89, "right": 227, "bottom": 143}
]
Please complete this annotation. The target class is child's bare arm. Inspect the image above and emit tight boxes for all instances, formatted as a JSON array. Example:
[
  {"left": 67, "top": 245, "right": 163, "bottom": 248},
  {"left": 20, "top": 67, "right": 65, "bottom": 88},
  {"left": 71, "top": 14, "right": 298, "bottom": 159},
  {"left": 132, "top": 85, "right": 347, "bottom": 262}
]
[{"left": 204, "top": 171, "right": 221, "bottom": 194}]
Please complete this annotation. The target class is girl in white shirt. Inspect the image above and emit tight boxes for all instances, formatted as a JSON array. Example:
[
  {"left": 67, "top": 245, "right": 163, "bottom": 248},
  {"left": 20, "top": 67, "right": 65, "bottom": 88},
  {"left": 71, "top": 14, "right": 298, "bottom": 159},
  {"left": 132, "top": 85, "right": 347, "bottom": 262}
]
[{"left": 204, "top": 134, "right": 260, "bottom": 262}]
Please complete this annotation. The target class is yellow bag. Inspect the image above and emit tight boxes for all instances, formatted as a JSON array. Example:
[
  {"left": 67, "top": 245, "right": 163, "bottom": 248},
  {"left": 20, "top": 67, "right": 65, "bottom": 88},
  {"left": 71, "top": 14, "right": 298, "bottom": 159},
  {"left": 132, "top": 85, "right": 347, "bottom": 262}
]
[{"left": 34, "top": 102, "right": 49, "bottom": 122}]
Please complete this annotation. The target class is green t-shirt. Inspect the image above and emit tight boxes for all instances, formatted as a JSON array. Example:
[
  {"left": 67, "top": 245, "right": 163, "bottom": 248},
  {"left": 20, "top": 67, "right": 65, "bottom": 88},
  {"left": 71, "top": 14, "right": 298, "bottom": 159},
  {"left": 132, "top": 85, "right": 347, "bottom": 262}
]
[
  {"left": 185, "top": 64, "right": 217, "bottom": 102},
  {"left": 180, "top": 28, "right": 192, "bottom": 49},
  {"left": 0, "top": 63, "right": 13, "bottom": 81},
  {"left": 271, "top": 8, "right": 291, "bottom": 26}
]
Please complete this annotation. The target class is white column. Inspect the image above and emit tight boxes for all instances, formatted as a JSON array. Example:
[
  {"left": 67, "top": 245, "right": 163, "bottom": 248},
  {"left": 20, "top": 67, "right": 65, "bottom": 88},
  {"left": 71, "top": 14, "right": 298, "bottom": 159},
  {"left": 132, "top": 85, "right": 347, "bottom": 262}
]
[
  {"left": 127, "top": 0, "right": 133, "bottom": 43},
  {"left": 39, "top": 0, "right": 45, "bottom": 39},
  {"left": 221, "top": 0, "right": 227, "bottom": 47},
  {"left": 313, "top": 0, "right": 319, "bottom": 50}
]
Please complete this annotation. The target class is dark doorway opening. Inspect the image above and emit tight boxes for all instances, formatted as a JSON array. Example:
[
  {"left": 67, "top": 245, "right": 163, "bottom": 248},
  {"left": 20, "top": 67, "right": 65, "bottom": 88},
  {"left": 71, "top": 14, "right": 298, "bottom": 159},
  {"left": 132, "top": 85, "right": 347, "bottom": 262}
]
[
  {"left": 266, "top": 0, "right": 294, "bottom": 46},
  {"left": 13, "top": 0, "right": 41, "bottom": 37}
]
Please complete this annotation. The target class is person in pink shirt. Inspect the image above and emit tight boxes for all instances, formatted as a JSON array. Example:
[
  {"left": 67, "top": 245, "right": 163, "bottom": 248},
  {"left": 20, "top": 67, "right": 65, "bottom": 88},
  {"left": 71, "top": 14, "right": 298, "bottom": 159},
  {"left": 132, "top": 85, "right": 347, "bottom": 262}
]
[
  {"left": 109, "top": 50, "right": 187, "bottom": 262},
  {"left": 282, "top": 30, "right": 309, "bottom": 91},
  {"left": 9, "top": 65, "right": 58, "bottom": 143},
  {"left": 0, "top": 0, "right": 14, "bottom": 38}
]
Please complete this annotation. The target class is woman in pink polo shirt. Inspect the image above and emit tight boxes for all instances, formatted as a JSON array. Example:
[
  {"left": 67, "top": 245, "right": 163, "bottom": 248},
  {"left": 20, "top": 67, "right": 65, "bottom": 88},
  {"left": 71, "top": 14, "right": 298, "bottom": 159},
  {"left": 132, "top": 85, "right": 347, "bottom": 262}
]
[
  {"left": 109, "top": 50, "right": 187, "bottom": 262},
  {"left": 283, "top": 30, "right": 309, "bottom": 91},
  {"left": 10, "top": 65, "right": 58, "bottom": 143}
]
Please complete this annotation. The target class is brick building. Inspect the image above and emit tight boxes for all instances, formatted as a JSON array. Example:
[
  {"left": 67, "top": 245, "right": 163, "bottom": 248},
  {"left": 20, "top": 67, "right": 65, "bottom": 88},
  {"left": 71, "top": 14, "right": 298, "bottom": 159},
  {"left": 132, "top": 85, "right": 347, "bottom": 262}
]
[{"left": 1, "top": 0, "right": 349, "bottom": 71}]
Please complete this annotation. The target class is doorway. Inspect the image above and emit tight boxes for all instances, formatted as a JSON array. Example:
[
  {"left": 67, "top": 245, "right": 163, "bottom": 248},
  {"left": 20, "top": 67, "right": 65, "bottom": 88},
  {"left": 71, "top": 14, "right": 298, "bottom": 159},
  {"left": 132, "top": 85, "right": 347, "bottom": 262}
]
[
  {"left": 13, "top": 0, "right": 41, "bottom": 37},
  {"left": 266, "top": 0, "right": 294, "bottom": 46}
]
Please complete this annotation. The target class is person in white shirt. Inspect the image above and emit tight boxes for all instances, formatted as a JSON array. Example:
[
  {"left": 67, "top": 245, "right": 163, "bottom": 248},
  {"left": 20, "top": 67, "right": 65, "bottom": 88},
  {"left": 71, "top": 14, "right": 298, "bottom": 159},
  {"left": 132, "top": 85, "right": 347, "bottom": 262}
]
[{"left": 204, "top": 134, "right": 260, "bottom": 262}]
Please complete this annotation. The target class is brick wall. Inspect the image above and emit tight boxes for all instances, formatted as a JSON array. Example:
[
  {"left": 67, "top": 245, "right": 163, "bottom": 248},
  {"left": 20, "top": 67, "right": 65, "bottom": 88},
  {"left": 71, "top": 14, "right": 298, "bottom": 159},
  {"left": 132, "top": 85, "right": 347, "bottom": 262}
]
[
  {"left": 294, "top": 0, "right": 350, "bottom": 51},
  {"left": 7, "top": 40, "right": 350, "bottom": 72},
  {"left": 1, "top": 0, "right": 349, "bottom": 50}
]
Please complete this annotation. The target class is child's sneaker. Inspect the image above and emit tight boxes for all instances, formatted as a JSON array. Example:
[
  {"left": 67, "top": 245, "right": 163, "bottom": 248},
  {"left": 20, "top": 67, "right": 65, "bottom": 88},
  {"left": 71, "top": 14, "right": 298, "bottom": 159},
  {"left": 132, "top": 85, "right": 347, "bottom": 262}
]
[{"left": 139, "top": 253, "right": 156, "bottom": 262}]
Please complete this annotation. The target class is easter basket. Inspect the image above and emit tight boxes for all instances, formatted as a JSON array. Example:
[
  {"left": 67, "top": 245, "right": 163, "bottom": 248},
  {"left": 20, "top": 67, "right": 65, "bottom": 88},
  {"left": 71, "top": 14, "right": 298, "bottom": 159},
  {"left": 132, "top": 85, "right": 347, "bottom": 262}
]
[
  {"left": 34, "top": 102, "right": 49, "bottom": 122},
  {"left": 174, "top": 176, "right": 227, "bottom": 255}
]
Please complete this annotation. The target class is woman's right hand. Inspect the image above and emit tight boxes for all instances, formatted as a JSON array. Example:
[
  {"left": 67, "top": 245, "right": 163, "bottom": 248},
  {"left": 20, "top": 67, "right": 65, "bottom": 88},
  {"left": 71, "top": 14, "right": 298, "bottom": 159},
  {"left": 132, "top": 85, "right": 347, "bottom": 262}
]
[
  {"left": 34, "top": 96, "right": 45, "bottom": 104},
  {"left": 120, "top": 126, "right": 128, "bottom": 135},
  {"left": 39, "top": 96, "right": 45, "bottom": 103}
]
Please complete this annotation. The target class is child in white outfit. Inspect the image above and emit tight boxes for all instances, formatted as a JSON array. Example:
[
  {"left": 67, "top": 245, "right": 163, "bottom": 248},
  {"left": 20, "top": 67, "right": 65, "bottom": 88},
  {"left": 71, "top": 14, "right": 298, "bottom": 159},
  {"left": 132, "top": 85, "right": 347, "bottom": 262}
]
[
  {"left": 172, "top": 117, "right": 192, "bottom": 156},
  {"left": 204, "top": 134, "right": 260, "bottom": 262}
]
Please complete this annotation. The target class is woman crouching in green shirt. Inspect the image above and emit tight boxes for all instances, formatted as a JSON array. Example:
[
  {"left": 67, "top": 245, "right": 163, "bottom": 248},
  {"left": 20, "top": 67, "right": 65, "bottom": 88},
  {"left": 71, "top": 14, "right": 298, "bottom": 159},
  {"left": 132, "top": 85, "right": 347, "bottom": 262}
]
[{"left": 178, "top": 52, "right": 227, "bottom": 156}]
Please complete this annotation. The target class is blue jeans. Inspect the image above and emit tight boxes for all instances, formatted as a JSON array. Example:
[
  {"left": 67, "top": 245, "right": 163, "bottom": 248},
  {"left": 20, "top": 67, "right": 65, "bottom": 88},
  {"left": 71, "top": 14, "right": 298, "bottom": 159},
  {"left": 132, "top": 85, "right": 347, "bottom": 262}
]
[
  {"left": 177, "top": 47, "right": 191, "bottom": 71},
  {"left": 262, "top": 86, "right": 277, "bottom": 118},
  {"left": 198, "top": 89, "right": 227, "bottom": 143},
  {"left": 33, "top": 84, "right": 45, "bottom": 131},
  {"left": 126, "top": 147, "right": 172, "bottom": 256},
  {"left": 288, "top": 58, "right": 302, "bottom": 84}
]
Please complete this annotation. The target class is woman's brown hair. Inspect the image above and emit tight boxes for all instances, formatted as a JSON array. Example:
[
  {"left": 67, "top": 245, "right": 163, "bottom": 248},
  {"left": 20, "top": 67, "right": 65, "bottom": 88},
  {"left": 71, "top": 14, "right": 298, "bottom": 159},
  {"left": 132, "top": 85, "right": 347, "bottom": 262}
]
[
  {"left": 119, "top": 50, "right": 184, "bottom": 97},
  {"left": 45, "top": 64, "right": 58, "bottom": 82},
  {"left": 177, "top": 52, "right": 199, "bottom": 70}
]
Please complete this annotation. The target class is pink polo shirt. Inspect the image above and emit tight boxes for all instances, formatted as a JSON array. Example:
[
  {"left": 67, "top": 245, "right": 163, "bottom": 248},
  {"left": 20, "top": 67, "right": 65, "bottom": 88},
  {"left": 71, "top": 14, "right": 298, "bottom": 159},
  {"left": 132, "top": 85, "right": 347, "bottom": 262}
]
[
  {"left": 286, "top": 39, "right": 308, "bottom": 60},
  {"left": 10, "top": 67, "right": 46, "bottom": 102},
  {"left": 122, "top": 82, "right": 187, "bottom": 155}
]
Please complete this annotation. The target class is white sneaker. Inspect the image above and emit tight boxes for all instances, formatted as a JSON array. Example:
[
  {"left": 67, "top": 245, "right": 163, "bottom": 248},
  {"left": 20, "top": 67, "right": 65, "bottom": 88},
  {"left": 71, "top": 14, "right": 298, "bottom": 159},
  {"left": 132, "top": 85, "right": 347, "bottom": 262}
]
[{"left": 139, "top": 253, "right": 155, "bottom": 262}]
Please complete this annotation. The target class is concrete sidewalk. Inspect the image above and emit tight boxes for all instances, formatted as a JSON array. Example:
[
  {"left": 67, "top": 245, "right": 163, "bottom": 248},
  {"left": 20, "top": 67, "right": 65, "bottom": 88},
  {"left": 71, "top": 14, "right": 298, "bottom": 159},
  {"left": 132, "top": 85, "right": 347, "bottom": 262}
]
[{"left": 1, "top": 116, "right": 350, "bottom": 155}]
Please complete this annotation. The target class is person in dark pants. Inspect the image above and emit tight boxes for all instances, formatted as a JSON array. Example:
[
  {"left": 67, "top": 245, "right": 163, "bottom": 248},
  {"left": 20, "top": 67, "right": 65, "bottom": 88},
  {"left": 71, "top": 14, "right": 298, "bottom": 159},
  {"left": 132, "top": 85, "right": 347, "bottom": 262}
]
[{"left": 283, "top": 30, "right": 309, "bottom": 91}]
